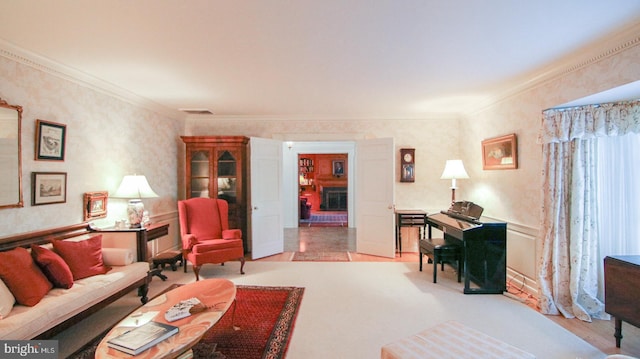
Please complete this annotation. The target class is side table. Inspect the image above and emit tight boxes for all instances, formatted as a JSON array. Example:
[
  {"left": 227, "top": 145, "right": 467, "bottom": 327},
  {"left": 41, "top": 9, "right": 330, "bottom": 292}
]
[
  {"left": 94, "top": 223, "right": 170, "bottom": 280},
  {"left": 395, "top": 210, "right": 427, "bottom": 256}
]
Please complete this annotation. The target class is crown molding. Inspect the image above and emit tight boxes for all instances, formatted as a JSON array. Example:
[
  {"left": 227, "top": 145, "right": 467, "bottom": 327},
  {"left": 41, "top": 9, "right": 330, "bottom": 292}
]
[
  {"left": 0, "top": 39, "right": 185, "bottom": 121},
  {"left": 467, "top": 19, "right": 640, "bottom": 115},
  {"left": 185, "top": 112, "right": 462, "bottom": 122}
]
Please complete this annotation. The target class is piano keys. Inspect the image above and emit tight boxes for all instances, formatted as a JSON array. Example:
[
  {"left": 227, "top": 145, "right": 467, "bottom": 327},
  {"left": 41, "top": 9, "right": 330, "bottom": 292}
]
[{"left": 426, "top": 211, "right": 507, "bottom": 294}]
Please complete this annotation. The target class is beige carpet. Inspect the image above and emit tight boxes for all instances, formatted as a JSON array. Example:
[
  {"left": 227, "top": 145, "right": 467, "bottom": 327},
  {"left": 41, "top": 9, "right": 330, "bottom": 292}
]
[{"left": 54, "top": 261, "right": 605, "bottom": 359}]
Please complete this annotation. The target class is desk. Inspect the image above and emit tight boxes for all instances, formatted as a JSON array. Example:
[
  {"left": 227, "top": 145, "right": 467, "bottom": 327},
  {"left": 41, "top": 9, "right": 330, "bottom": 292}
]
[
  {"left": 395, "top": 210, "right": 427, "bottom": 256},
  {"left": 604, "top": 255, "right": 640, "bottom": 348},
  {"left": 96, "top": 279, "right": 236, "bottom": 359}
]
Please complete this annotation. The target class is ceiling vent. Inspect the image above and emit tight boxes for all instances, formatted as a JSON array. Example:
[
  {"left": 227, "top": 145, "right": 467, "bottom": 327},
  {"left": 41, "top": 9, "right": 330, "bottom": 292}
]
[{"left": 179, "top": 108, "right": 214, "bottom": 115}]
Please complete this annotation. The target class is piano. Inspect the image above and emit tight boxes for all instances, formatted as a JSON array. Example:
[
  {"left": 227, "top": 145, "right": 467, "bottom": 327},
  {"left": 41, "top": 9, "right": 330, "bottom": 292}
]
[{"left": 426, "top": 202, "right": 507, "bottom": 294}]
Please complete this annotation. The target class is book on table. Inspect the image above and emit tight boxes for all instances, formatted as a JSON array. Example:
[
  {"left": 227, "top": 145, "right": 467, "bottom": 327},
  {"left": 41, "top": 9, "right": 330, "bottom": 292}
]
[{"left": 107, "top": 321, "right": 179, "bottom": 355}]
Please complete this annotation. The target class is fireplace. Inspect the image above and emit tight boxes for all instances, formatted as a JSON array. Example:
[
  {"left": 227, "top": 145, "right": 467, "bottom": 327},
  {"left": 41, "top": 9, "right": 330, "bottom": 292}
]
[{"left": 322, "top": 187, "right": 347, "bottom": 210}]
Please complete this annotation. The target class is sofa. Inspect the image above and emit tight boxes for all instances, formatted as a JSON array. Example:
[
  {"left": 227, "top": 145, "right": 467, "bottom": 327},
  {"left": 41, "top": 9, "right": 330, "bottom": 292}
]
[{"left": 0, "top": 223, "right": 151, "bottom": 339}]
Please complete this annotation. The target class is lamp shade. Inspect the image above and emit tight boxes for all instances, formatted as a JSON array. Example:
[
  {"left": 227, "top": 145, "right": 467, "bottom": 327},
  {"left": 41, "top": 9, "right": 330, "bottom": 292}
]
[
  {"left": 112, "top": 175, "right": 159, "bottom": 199},
  {"left": 440, "top": 160, "right": 469, "bottom": 180}
]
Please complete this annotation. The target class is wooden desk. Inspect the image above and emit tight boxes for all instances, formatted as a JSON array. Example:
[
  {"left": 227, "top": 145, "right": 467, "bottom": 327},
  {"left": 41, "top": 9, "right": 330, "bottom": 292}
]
[
  {"left": 604, "top": 255, "right": 640, "bottom": 348},
  {"left": 96, "top": 279, "right": 236, "bottom": 359},
  {"left": 395, "top": 210, "right": 427, "bottom": 256}
]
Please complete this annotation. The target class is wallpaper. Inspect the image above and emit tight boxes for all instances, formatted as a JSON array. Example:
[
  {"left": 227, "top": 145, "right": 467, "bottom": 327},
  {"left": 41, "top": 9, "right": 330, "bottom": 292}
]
[{"left": 0, "top": 57, "right": 182, "bottom": 237}]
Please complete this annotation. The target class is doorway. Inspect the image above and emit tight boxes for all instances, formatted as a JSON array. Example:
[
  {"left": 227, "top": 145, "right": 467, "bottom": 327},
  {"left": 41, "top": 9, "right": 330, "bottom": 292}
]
[{"left": 298, "top": 153, "right": 348, "bottom": 227}]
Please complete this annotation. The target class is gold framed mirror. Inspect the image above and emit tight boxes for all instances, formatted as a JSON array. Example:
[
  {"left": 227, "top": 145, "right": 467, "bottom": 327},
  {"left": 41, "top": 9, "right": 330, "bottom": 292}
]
[{"left": 0, "top": 98, "right": 23, "bottom": 209}]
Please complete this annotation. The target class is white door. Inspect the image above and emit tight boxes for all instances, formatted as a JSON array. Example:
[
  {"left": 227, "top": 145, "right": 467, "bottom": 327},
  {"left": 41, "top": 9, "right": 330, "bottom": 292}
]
[
  {"left": 355, "top": 138, "right": 395, "bottom": 257},
  {"left": 250, "top": 137, "right": 284, "bottom": 259}
]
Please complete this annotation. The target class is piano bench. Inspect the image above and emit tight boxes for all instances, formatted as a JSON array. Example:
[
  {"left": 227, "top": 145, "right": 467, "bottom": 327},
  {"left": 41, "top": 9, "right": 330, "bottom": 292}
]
[{"left": 419, "top": 238, "right": 462, "bottom": 283}]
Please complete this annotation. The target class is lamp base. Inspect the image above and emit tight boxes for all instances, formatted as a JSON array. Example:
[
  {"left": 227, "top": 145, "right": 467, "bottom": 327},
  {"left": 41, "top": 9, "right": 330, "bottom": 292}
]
[{"left": 127, "top": 199, "right": 144, "bottom": 228}]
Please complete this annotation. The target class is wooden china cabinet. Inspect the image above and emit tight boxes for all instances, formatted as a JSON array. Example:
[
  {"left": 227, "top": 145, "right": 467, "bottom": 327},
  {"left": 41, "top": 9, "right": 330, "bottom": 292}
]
[{"left": 181, "top": 136, "right": 249, "bottom": 251}]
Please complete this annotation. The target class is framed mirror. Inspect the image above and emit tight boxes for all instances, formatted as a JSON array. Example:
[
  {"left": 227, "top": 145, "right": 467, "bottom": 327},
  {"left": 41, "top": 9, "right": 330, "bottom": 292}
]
[{"left": 0, "top": 98, "right": 23, "bottom": 209}]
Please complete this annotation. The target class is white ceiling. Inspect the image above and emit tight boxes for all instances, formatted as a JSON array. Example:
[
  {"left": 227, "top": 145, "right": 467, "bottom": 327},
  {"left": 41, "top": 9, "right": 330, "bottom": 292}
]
[{"left": 0, "top": 0, "right": 639, "bottom": 119}]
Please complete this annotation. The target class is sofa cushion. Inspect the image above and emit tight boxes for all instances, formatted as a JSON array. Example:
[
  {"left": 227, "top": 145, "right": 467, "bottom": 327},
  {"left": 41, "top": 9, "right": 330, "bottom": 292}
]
[
  {"left": 0, "top": 262, "right": 150, "bottom": 339},
  {"left": 0, "top": 247, "right": 52, "bottom": 306},
  {"left": 31, "top": 245, "right": 74, "bottom": 289},
  {"left": 0, "top": 279, "right": 15, "bottom": 319},
  {"left": 52, "top": 235, "right": 112, "bottom": 280},
  {"left": 101, "top": 248, "right": 134, "bottom": 266}
]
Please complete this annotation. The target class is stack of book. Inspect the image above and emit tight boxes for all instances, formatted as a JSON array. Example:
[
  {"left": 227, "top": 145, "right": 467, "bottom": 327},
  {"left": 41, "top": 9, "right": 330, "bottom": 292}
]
[{"left": 107, "top": 321, "right": 179, "bottom": 355}]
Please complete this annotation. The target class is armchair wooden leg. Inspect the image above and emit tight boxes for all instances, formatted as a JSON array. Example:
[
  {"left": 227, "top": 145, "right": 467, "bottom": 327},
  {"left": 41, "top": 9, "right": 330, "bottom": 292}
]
[
  {"left": 193, "top": 265, "right": 201, "bottom": 281},
  {"left": 239, "top": 257, "right": 245, "bottom": 275}
]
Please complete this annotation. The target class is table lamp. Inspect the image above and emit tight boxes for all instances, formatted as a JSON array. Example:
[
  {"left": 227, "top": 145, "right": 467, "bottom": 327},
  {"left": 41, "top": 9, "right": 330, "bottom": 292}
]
[
  {"left": 112, "top": 175, "right": 158, "bottom": 228},
  {"left": 440, "top": 160, "right": 469, "bottom": 205}
]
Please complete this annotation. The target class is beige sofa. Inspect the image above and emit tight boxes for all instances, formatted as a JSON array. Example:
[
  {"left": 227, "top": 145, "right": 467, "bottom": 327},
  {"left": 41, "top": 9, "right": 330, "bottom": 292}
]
[{"left": 0, "top": 223, "right": 151, "bottom": 339}]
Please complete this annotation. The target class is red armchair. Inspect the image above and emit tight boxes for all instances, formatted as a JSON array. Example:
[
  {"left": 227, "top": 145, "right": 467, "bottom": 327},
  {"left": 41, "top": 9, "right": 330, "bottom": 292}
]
[{"left": 178, "top": 198, "right": 245, "bottom": 281}]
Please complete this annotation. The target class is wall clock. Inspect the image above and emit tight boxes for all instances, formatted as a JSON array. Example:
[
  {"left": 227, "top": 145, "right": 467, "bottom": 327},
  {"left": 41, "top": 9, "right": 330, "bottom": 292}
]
[{"left": 400, "top": 148, "right": 415, "bottom": 182}]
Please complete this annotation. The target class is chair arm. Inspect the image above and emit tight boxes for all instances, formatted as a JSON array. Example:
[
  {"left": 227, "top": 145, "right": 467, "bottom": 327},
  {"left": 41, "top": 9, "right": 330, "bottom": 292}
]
[
  {"left": 222, "top": 229, "right": 242, "bottom": 240},
  {"left": 182, "top": 234, "right": 198, "bottom": 250}
]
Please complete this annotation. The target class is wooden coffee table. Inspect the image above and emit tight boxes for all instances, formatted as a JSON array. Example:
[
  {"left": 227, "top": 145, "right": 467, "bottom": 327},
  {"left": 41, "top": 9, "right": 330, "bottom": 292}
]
[{"left": 95, "top": 279, "right": 236, "bottom": 359}]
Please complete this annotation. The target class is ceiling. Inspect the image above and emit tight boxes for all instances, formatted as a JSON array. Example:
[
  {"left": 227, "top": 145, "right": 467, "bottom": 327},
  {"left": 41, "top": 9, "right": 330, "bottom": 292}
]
[{"left": 0, "top": 1, "right": 639, "bottom": 119}]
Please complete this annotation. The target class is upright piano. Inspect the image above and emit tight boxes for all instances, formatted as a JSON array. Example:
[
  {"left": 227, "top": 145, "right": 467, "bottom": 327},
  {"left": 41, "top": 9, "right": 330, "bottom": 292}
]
[{"left": 426, "top": 209, "right": 507, "bottom": 294}]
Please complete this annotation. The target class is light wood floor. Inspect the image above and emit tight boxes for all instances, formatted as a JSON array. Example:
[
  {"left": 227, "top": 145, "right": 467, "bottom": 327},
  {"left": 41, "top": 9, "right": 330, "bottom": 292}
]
[{"left": 258, "top": 226, "right": 640, "bottom": 357}]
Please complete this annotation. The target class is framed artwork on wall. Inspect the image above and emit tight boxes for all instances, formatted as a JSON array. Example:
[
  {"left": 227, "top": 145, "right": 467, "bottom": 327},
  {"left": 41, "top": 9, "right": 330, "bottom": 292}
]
[
  {"left": 32, "top": 172, "right": 67, "bottom": 206},
  {"left": 35, "top": 119, "right": 66, "bottom": 161},
  {"left": 332, "top": 160, "right": 345, "bottom": 177},
  {"left": 83, "top": 191, "right": 108, "bottom": 221},
  {"left": 482, "top": 133, "right": 518, "bottom": 170},
  {"left": 400, "top": 148, "right": 415, "bottom": 182}
]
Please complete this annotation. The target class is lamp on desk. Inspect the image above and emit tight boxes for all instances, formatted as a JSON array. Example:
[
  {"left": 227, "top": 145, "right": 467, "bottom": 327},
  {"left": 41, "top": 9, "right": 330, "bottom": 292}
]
[
  {"left": 440, "top": 160, "right": 469, "bottom": 205},
  {"left": 112, "top": 175, "right": 158, "bottom": 228}
]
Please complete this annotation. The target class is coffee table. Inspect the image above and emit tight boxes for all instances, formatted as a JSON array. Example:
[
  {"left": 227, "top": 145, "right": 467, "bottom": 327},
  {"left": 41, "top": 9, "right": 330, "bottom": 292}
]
[{"left": 95, "top": 278, "right": 236, "bottom": 358}]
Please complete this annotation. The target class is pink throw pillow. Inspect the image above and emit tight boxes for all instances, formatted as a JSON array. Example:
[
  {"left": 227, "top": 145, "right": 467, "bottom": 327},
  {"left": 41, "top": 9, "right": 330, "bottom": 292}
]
[
  {"left": 31, "top": 245, "right": 74, "bottom": 289},
  {"left": 52, "top": 235, "right": 112, "bottom": 280},
  {"left": 0, "top": 247, "right": 52, "bottom": 306}
]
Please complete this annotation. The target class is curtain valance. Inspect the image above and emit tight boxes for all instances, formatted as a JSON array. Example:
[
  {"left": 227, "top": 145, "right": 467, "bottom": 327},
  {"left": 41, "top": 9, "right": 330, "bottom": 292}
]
[{"left": 538, "top": 100, "right": 640, "bottom": 144}]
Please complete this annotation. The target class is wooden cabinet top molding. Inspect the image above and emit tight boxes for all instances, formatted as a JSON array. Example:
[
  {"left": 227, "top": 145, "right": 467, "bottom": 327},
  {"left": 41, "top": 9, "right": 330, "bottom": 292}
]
[{"left": 181, "top": 136, "right": 249, "bottom": 145}]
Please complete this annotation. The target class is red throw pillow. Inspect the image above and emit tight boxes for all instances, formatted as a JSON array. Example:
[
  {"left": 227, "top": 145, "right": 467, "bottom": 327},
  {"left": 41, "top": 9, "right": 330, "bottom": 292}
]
[
  {"left": 52, "top": 235, "right": 112, "bottom": 280},
  {"left": 31, "top": 245, "right": 74, "bottom": 289},
  {"left": 0, "top": 247, "right": 52, "bottom": 306}
]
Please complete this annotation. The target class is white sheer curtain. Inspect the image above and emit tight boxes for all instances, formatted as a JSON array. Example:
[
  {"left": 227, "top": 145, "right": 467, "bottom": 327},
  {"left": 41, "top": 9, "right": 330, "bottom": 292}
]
[
  {"left": 597, "top": 133, "right": 640, "bottom": 258},
  {"left": 537, "top": 100, "right": 640, "bottom": 322}
]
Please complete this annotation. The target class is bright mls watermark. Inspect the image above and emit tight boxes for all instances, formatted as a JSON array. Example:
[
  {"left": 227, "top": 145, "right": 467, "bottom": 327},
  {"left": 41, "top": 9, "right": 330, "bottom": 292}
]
[{"left": 0, "top": 341, "right": 57, "bottom": 358}]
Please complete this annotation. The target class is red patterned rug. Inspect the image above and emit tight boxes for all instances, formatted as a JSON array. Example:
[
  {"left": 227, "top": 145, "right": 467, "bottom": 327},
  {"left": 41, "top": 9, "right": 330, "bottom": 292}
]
[
  {"left": 195, "top": 285, "right": 304, "bottom": 359},
  {"left": 70, "top": 285, "right": 304, "bottom": 359}
]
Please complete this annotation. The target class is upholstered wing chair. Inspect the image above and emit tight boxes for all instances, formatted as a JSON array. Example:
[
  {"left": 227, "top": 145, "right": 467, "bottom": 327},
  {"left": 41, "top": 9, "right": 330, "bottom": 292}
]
[{"left": 177, "top": 197, "right": 245, "bottom": 281}]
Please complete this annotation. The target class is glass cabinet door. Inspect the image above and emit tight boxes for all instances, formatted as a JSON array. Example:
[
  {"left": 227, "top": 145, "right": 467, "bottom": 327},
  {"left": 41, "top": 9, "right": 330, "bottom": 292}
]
[
  {"left": 190, "top": 150, "right": 210, "bottom": 198},
  {"left": 217, "top": 150, "right": 237, "bottom": 203}
]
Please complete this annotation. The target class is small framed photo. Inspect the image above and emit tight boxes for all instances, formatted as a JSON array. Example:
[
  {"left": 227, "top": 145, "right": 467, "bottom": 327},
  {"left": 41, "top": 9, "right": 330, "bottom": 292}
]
[
  {"left": 32, "top": 172, "right": 67, "bottom": 206},
  {"left": 332, "top": 160, "right": 345, "bottom": 177},
  {"left": 84, "top": 191, "right": 108, "bottom": 221},
  {"left": 482, "top": 133, "right": 518, "bottom": 170},
  {"left": 35, "top": 119, "right": 66, "bottom": 161}
]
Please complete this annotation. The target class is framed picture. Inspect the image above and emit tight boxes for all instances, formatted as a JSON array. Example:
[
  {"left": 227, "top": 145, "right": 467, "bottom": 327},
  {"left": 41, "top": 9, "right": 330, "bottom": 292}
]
[
  {"left": 35, "top": 119, "right": 66, "bottom": 161},
  {"left": 83, "top": 191, "right": 108, "bottom": 221},
  {"left": 32, "top": 172, "right": 67, "bottom": 206},
  {"left": 332, "top": 160, "right": 345, "bottom": 177},
  {"left": 482, "top": 134, "right": 518, "bottom": 170}
]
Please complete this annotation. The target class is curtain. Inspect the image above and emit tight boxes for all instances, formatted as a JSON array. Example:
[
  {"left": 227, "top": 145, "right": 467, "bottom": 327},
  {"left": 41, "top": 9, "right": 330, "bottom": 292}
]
[
  {"left": 537, "top": 100, "right": 640, "bottom": 321},
  {"left": 597, "top": 133, "right": 640, "bottom": 257}
]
